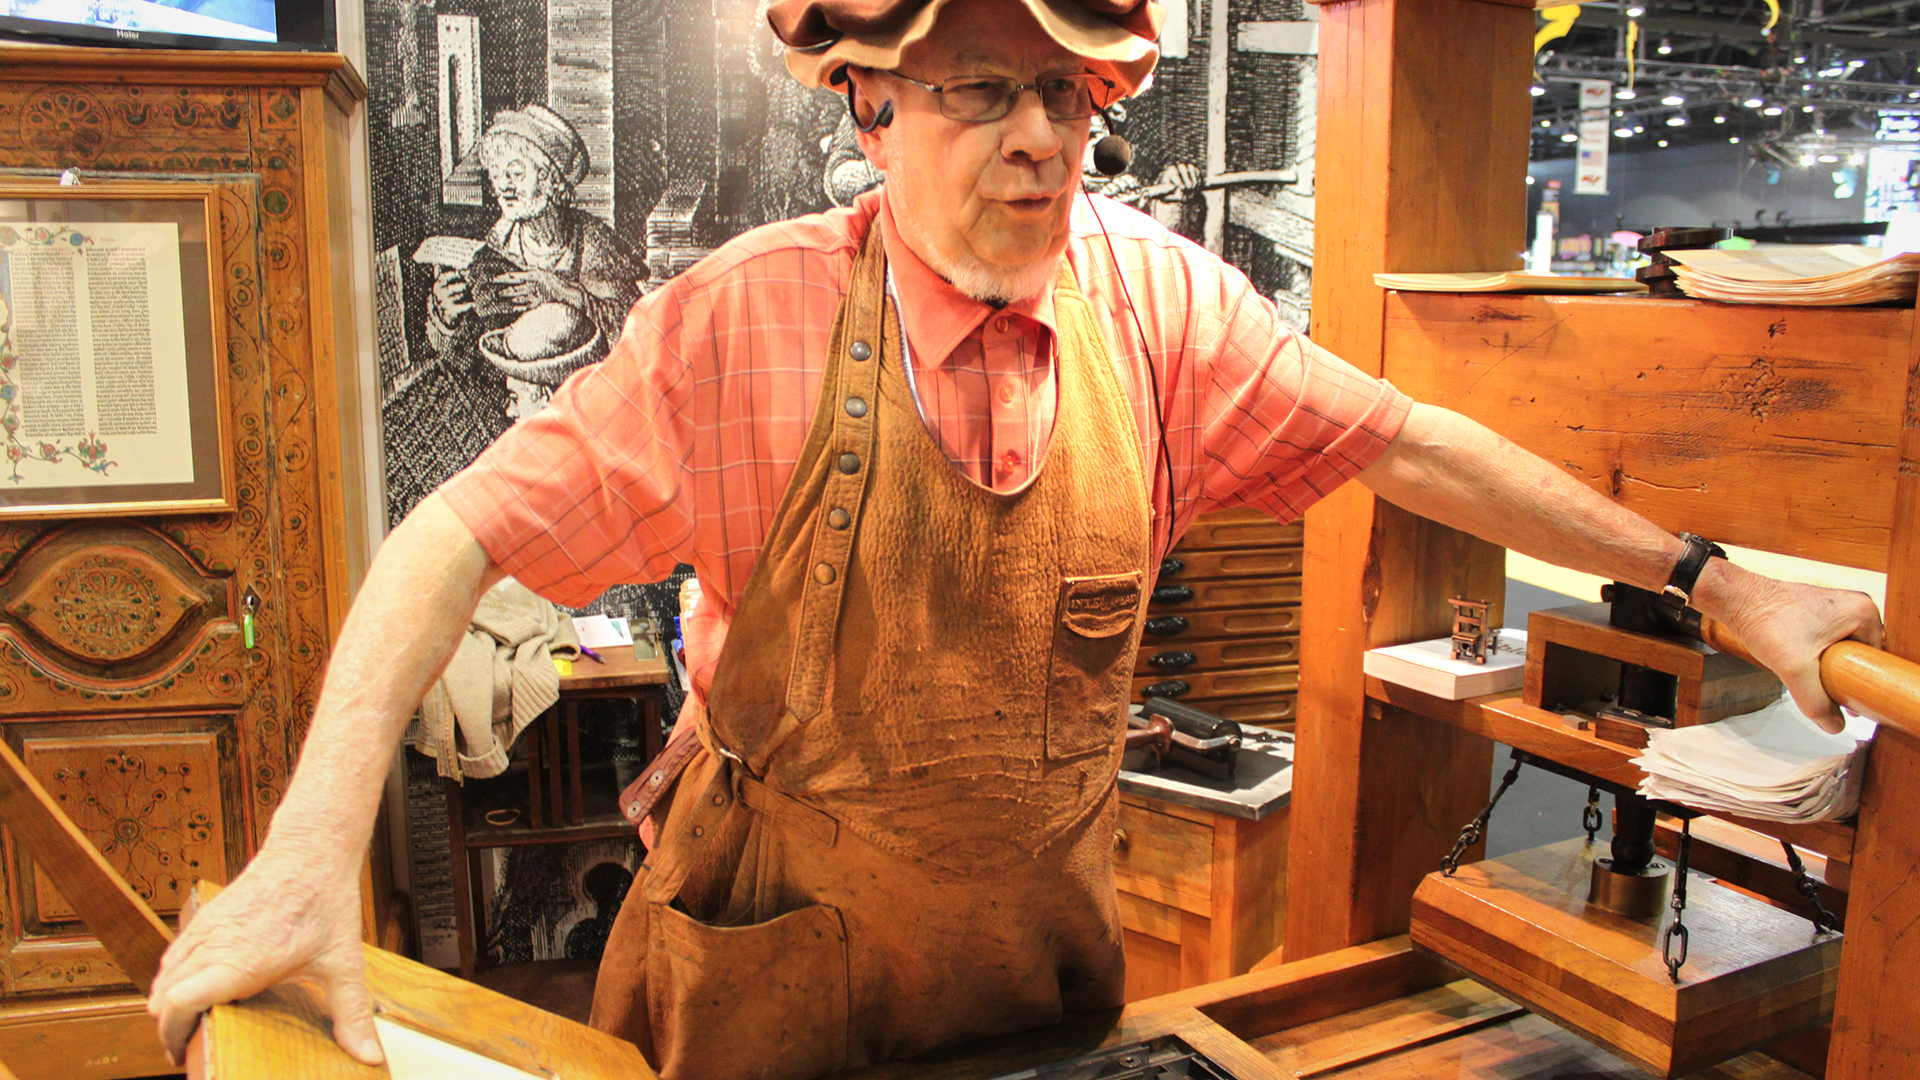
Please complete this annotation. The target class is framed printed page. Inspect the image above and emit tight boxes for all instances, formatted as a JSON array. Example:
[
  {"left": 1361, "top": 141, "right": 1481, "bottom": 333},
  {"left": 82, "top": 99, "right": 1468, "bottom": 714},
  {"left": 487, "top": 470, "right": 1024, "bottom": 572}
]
[{"left": 0, "top": 183, "right": 233, "bottom": 517}]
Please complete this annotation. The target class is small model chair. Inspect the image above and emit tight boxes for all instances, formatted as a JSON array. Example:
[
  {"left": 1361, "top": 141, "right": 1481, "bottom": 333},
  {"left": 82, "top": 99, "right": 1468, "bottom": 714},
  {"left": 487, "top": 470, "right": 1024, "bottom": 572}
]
[{"left": 0, "top": 739, "right": 656, "bottom": 1080}]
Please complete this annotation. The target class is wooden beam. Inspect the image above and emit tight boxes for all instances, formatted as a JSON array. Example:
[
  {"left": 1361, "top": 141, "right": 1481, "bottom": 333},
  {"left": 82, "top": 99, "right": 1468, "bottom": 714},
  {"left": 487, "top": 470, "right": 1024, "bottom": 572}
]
[
  {"left": 0, "top": 740, "right": 172, "bottom": 995},
  {"left": 1289, "top": 0, "right": 1531, "bottom": 961},
  {"left": 1825, "top": 306, "right": 1920, "bottom": 1080}
]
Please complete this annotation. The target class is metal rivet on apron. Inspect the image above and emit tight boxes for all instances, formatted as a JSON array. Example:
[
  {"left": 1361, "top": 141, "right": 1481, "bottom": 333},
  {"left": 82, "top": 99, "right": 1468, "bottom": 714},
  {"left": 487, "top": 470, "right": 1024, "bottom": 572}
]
[
  {"left": 827, "top": 508, "right": 851, "bottom": 530},
  {"left": 814, "top": 563, "right": 837, "bottom": 585},
  {"left": 849, "top": 340, "right": 872, "bottom": 361},
  {"left": 838, "top": 452, "right": 861, "bottom": 474},
  {"left": 845, "top": 396, "right": 868, "bottom": 418},
  {"left": 691, "top": 825, "right": 705, "bottom": 838},
  {"left": 712, "top": 793, "right": 726, "bottom": 806},
  {"left": 649, "top": 770, "right": 665, "bottom": 787}
]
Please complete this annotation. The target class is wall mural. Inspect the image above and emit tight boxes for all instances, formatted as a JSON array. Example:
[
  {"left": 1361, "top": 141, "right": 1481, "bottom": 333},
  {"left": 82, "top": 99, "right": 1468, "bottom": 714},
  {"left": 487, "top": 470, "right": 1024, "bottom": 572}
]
[{"left": 363, "top": 0, "right": 1317, "bottom": 967}]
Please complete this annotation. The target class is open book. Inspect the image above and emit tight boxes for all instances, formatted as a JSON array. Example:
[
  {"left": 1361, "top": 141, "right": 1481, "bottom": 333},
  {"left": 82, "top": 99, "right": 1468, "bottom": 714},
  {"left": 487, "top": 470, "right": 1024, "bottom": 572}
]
[
  {"left": 1633, "top": 695, "right": 1875, "bottom": 823},
  {"left": 1372, "top": 271, "right": 1646, "bottom": 294},
  {"left": 1664, "top": 245, "right": 1920, "bottom": 305}
]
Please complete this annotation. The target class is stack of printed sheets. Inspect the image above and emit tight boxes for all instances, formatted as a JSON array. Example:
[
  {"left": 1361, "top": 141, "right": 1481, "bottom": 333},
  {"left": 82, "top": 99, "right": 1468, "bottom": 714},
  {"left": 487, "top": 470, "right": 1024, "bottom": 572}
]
[
  {"left": 1633, "top": 695, "right": 1876, "bottom": 824},
  {"left": 1664, "top": 245, "right": 1920, "bottom": 305}
]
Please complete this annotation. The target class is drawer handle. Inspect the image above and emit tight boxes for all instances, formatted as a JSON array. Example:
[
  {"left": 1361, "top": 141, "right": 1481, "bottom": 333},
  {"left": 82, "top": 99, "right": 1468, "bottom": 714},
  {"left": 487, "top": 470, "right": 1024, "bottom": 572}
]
[
  {"left": 1152, "top": 584, "right": 1194, "bottom": 605},
  {"left": 1144, "top": 680, "right": 1190, "bottom": 699},
  {"left": 1145, "top": 616, "right": 1189, "bottom": 637},
  {"left": 1149, "top": 650, "right": 1196, "bottom": 670},
  {"left": 1113, "top": 827, "right": 1130, "bottom": 853},
  {"left": 1158, "top": 557, "right": 1186, "bottom": 579}
]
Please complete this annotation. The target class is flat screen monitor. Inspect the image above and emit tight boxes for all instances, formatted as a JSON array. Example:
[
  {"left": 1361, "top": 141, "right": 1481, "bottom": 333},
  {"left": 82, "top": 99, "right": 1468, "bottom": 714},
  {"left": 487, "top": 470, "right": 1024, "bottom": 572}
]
[{"left": 0, "top": 0, "right": 334, "bottom": 52}]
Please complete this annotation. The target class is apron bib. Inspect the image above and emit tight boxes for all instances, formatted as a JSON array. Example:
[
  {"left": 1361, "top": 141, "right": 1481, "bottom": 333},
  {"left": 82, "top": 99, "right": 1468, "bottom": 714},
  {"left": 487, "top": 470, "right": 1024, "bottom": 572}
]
[{"left": 591, "top": 223, "right": 1153, "bottom": 1080}]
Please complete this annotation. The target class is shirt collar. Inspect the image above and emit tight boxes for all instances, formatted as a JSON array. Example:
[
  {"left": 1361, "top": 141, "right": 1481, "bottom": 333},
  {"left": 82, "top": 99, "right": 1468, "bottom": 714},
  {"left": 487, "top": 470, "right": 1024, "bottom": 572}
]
[{"left": 874, "top": 187, "right": 1058, "bottom": 367}]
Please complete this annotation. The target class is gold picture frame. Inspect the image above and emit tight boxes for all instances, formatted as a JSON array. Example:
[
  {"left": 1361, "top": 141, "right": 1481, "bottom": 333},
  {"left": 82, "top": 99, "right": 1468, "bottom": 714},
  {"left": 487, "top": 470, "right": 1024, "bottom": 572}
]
[{"left": 0, "top": 182, "right": 233, "bottom": 518}]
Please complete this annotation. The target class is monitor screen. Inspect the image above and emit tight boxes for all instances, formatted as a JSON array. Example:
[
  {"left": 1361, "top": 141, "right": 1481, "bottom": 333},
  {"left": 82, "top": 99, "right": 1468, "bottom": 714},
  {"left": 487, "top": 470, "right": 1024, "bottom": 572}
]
[{"left": 0, "top": 0, "right": 333, "bottom": 50}]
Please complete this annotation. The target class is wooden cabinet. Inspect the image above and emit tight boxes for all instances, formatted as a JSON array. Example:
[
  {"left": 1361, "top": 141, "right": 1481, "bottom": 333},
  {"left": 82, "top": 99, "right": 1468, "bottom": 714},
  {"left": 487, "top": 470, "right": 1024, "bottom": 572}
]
[
  {"left": 1113, "top": 793, "right": 1289, "bottom": 1001},
  {"left": 0, "top": 48, "right": 365, "bottom": 1080},
  {"left": 1137, "top": 509, "right": 1302, "bottom": 728}
]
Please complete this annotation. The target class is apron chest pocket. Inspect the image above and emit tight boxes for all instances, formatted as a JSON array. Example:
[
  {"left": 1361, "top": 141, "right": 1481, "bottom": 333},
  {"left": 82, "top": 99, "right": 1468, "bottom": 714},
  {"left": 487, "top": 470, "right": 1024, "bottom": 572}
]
[
  {"left": 1045, "top": 572, "right": 1144, "bottom": 759},
  {"left": 649, "top": 900, "right": 851, "bottom": 1080}
]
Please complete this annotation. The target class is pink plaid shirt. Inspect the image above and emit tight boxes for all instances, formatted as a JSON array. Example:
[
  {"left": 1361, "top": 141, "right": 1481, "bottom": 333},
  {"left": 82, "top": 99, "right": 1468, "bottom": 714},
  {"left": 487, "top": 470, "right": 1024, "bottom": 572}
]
[{"left": 440, "top": 188, "right": 1409, "bottom": 704}]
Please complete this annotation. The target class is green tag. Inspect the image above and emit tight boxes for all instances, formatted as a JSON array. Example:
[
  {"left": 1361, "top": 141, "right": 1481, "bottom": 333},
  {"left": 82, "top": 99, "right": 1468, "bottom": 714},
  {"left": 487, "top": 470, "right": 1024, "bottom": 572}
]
[{"left": 242, "top": 610, "right": 255, "bottom": 650}]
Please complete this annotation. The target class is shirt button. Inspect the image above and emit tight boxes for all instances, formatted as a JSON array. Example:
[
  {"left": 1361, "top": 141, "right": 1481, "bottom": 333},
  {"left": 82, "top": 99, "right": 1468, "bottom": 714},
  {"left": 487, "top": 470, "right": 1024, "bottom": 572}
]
[
  {"left": 997, "top": 383, "right": 1015, "bottom": 405},
  {"left": 994, "top": 316, "right": 1011, "bottom": 333},
  {"left": 999, "top": 450, "right": 1022, "bottom": 476}
]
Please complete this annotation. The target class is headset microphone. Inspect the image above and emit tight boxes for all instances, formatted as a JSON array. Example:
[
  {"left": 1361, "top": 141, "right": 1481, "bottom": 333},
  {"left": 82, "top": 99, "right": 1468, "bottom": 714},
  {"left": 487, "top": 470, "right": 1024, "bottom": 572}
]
[{"left": 1091, "top": 132, "right": 1133, "bottom": 176}]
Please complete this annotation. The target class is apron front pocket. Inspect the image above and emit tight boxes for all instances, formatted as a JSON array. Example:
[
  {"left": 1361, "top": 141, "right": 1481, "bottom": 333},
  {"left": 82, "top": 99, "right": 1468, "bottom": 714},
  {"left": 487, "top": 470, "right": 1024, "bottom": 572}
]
[
  {"left": 648, "top": 900, "right": 850, "bottom": 1080},
  {"left": 1045, "top": 572, "right": 1144, "bottom": 759}
]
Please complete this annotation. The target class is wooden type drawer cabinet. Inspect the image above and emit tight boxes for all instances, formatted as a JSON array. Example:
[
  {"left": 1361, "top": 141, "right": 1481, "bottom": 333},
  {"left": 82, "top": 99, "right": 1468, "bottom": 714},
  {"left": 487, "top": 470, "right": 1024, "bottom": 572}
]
[
  {"left": 1112, "top": 793, "right": 1289, "bottom": 1001},
  {"left": 1135, "top": 510, "right": 1304, "bottom": 728}
]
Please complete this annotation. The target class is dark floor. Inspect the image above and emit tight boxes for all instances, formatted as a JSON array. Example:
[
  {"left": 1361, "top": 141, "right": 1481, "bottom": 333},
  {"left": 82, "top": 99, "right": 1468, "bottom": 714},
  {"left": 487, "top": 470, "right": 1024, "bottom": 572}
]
[{"left": 1486, "top": 579, "right": 1603, "bottom": 860}]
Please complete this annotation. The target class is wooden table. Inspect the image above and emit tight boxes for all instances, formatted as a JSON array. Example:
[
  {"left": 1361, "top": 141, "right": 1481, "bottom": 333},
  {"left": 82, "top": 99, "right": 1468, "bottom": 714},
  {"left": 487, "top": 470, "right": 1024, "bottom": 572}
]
[{"left": 443, "top": 648, "right": 672, "bottom": 977}]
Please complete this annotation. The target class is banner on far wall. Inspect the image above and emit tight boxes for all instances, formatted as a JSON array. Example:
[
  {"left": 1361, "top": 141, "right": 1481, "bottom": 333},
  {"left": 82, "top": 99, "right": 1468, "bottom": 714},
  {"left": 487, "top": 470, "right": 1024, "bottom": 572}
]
[{"left": 1575, "top": 79, "right": 1610, "bottom": 195}]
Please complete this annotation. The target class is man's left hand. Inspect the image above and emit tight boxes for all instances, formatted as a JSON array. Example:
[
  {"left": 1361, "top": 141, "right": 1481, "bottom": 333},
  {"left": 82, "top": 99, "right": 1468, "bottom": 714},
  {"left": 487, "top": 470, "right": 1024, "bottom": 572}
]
[
  {"left": 495, "top": 268, "right": 586, "bottom": 312},
  {"left": 1699, "top": 564, "right": 1885, "bottom": 734}
]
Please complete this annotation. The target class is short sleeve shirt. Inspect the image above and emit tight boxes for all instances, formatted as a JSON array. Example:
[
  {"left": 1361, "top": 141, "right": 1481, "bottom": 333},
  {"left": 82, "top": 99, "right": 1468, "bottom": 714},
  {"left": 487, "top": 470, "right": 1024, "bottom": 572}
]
[{"left": 439, "top": 187, "right": 1410, "bottom": 704}]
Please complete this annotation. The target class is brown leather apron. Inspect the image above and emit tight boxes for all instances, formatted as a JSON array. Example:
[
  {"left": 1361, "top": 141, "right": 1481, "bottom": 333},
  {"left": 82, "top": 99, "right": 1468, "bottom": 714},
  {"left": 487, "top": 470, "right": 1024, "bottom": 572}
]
[{"left": 591, "top": 222, "right": 1152, "bottom": 1080}]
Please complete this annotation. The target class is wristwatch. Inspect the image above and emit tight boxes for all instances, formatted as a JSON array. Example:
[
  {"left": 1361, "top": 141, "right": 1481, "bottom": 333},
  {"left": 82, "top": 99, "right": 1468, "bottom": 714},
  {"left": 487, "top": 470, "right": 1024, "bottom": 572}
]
[{"left": 1661, "top": 533, "right": 1727, "bottom": 611}]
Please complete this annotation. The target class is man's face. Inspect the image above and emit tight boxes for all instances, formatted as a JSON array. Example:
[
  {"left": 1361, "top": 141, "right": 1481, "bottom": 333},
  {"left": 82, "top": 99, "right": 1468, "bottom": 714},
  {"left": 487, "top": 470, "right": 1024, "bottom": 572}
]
[
  {"left": 851, "top": 0, "right": 1093, "bottom": 302},
  {"left": 486, "top": 143, "right": 556, "bottom": 222}
]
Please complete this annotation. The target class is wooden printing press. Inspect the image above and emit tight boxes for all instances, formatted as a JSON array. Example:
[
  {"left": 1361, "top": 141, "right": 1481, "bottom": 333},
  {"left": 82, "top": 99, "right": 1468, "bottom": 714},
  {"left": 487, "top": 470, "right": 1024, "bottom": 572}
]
[{"left": 4, "top": 1, "right": 1920, "bottom": 1077}]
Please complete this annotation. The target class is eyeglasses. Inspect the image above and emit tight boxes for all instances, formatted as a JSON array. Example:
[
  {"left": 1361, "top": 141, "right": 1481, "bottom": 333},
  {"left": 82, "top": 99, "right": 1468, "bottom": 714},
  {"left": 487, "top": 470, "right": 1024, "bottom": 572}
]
[{"left": 890, "top": 72, "right": 1119, "bottom": 123}]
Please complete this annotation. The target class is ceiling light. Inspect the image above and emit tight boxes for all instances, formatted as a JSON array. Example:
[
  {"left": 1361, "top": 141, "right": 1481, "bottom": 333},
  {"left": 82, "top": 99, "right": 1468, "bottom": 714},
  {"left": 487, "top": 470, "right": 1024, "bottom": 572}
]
[
  {"left": 1657, "top": 37, "right": 1673, "bottom": 55},
  {"left": 1666, "top": 116, "right": 1687, "bottom": 126},
  {"left": 1713, "top": 114, "right": 1727, "bottom": 124},
  {"left": 1658, "top": 139, "right": 1670, "bottom": 147},
  {"left": 1848, "top": 153, "right": 1865, "bottom": 165},
  {"left": 1799, "top": 153, "right": 1816, "bottom": 166},
  {"left": 1762, "top": 105, "right": 1784, "bottom": 116},
  {"left": 1818, "top": 67, "right": 1844, "bottom": 78},
  {"left": 1540, "top": 119, "right": 1552, "bottom": 127},
  {"left": 1617, "top": 88, "right": 1638, "bottom": 100},
  {"left": 1662, "top": 94, "right": 1685, "bottom": 106},
  {"left": 1801, "top": 104, "right": 1816, "bottom": 112},
  {"left": 1561, "top": 132, "right": 1580, "bottom": 142},
  {"left": 1527, "top": 175, "right": 1536, "bottom": 185},
  {"left": 1626, "top": 4, "right": 1645, "bottom": 16},
  {"left": 1729, "top": 136, "right": 1741, "bottom": 143},
  {"left": 1817, "top": 153, "right": 1840, "bottom": 163},
  {"left": 1743, "top": 97, "right": 1764, "bottom": 108},
  {"left": 1531, "top": 84, "right": 1546, "bottom": 97},
  {"left": 1794, "top": 54, "right": 1807, "bottom": 64},
  {"left": 1848, "top": 59, "right": 1865, "bottom": 67},
  {"left": 1634, "top": 125, "right": 1646, "bottom": 133},
  {"left": 1615, "top": 127, "right": 1634, "bottom": 137}
]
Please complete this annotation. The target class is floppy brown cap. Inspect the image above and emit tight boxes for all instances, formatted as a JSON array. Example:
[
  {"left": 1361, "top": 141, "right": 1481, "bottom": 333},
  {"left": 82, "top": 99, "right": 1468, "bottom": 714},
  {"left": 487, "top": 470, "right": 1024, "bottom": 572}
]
[{"left": 769, "top": 0, "right": 1162, "bottom": 96}]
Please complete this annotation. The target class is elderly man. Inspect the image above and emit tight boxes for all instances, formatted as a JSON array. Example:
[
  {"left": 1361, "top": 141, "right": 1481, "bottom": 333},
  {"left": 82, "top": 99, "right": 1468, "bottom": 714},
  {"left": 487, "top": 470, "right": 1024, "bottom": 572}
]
[{"left": 148, "top": 0, "right": 1882, "bottom": 1076}]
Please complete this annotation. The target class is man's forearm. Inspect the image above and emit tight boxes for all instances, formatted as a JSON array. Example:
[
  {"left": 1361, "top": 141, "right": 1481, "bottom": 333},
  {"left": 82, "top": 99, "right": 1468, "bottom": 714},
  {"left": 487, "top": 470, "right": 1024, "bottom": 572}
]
[
  {"left": 265, "top": 492, "right": 503, "bottom": 867},
  {"left": 1356, "top": 403, "right": 1884, "bottom": 728},
  {"left": 1356, "top": 402, "right": 1686, "bottom": 594}
]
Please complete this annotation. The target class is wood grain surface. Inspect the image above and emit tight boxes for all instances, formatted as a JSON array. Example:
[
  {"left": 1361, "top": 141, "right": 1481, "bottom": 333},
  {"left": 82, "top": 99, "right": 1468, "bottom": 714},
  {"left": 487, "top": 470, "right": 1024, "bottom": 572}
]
[
  {"left": 1411, "top": 840, "right": 1839, "bottom": 1077},
  {"left": 1381, "top": 293, "right": 1910, "bottom": 572}
]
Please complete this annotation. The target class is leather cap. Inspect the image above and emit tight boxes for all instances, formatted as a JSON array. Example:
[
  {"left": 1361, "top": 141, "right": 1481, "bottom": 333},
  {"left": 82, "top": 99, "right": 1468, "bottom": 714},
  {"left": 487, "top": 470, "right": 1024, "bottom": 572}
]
[{"left": 769, "top": 0, "right": 1162, "bottom": 96}]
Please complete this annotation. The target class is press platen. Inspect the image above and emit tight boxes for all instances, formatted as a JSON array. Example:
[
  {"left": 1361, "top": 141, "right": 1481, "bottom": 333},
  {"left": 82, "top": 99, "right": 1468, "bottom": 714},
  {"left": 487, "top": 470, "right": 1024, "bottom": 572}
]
[{"left": 1410, "top": 839, "right": 1839, "bottom": 1078}]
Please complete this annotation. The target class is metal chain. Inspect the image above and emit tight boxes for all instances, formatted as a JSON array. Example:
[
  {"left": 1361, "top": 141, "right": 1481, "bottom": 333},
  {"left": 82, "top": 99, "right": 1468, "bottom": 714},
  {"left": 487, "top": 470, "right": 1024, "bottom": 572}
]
[
  {"left": 1781, "top": 841, "right": 1843, "bottom": 934},
  {"left": 1664, "top": 817, "right": 1693, "bottom": 984},
  {"left": 1583, "top": 787, "right": 1603, "bottom": 842},
  {"left": 1441, "top": 750, "right": 1526, "bottom": 876}
]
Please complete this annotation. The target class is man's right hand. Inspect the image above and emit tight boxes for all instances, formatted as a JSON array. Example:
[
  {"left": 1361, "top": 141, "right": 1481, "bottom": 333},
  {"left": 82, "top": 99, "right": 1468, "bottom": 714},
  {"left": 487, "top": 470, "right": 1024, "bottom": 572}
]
[
  {"left": 431, "top": 268, "right": 476, "bottom": 325},
  {"left": 146, "top": 841, "right": 382, "bottom": 1066}
]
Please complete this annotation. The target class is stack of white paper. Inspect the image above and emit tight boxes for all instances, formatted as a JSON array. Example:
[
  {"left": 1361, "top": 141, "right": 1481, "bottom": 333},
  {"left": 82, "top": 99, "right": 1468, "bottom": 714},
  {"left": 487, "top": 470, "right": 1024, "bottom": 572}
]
[
  {"left": 1664, "top": 245, "right": 1920, "bottom": 305},
  {"left": 1632, "top": 696, "right": 1876, "bottom": 823}
]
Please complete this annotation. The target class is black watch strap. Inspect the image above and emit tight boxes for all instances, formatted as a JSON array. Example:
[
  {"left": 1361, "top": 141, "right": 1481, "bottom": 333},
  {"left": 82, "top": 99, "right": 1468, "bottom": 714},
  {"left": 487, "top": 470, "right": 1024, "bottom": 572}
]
[{"left": 1662, "top": 533, "right": 1727, "bottom": 611}]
